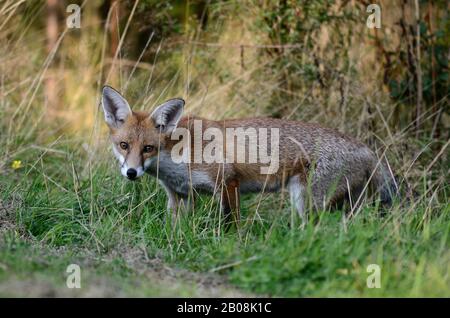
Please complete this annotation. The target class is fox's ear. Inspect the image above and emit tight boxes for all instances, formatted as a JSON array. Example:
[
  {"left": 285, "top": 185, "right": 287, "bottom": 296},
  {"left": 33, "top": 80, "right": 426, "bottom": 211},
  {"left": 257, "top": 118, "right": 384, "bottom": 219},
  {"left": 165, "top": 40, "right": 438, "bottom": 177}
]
[
  {"left": 150, "top": 98, "right": 184, "bottom": 134},
  {"left": 101, "top": 86, "right": 132, "bottom": 128}
]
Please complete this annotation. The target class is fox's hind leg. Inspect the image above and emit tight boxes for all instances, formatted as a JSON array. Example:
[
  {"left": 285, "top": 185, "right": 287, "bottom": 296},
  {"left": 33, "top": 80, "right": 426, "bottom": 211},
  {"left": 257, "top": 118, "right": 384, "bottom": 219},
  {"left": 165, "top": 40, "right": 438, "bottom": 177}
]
[
  {"left": 287, "top": 175, "right": 307, "bottom": 223},
  {"left": 221, "top": 179, "right": 241, "bottom": 228}
]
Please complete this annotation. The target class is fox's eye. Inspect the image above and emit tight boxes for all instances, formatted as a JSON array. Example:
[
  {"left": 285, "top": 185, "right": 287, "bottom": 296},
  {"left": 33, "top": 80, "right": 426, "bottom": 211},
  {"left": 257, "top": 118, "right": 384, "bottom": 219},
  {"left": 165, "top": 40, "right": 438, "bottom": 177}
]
[
  {"left": 119, "top": 142, "right": 128, "bottom": 150},
  {"left": 143, "top": 145, "right": 154, "bottom": 153}
]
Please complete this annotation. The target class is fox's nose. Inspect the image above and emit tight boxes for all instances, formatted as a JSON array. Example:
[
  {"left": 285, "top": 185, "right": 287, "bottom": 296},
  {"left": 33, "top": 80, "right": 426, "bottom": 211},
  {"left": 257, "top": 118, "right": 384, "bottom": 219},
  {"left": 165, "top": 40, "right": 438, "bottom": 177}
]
[{"left": 126, "top": 168, "right": 137, "bottom": 180}]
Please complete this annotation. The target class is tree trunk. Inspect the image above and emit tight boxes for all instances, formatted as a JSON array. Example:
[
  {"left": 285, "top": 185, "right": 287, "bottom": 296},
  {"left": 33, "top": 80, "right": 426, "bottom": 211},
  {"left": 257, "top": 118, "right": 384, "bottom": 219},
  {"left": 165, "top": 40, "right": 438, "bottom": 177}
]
[
  {"left": 108, "top": 0, "right": 120, "bottom": 86},
  {"left": 414, "top": 0, "right": 423, "bottom": 138}
]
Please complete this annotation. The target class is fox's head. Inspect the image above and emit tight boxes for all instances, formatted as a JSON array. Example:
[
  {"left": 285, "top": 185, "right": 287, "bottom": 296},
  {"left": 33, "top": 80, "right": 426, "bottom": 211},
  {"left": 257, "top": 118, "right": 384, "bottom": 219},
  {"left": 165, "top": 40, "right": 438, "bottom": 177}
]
[{"left": 101, "top": 86, "right": 184, "bottom": 180}]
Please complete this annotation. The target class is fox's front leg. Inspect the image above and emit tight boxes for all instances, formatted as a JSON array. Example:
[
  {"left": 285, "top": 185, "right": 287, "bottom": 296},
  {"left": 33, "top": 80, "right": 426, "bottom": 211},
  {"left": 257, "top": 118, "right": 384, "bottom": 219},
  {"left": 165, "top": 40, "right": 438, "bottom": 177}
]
[
  {"left": 221, "top": 179, "right": 241, "bottom": 227},
  {"left": 179, "top": 195, "right": 194, "bottom": 212},
  {"left": 160, "top": 182, "right": 191, "bottom": 224},
  {"left": 163, "top": 186, "right": 178, "bottom": 224}
]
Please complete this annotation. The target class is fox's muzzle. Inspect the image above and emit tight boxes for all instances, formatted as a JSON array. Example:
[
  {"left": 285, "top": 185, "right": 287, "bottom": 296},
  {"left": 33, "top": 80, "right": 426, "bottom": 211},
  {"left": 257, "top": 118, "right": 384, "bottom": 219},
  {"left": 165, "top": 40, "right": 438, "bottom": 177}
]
[
  {"left": 113, "top": 146, "right": 146, "bottom": 180},
  {"left": 126, "top": 168, "right": 138, "bottom": 180}
]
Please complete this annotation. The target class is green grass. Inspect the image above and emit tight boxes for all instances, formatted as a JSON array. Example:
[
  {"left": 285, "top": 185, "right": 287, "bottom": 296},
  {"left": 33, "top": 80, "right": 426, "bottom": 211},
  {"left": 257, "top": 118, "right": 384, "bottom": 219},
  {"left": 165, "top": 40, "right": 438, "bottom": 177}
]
[
  {"left": 1, "top": 143, "right": 449, "bottom": 297},
  {"left": 0, "top": 237, "right": 243, "bottom": 297}
]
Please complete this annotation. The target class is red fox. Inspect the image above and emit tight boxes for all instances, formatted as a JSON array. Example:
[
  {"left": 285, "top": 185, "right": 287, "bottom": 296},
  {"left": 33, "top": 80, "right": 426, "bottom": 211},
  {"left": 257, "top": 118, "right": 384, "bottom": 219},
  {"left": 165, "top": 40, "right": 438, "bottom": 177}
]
[{"left": 101, "top": 86, "right": 397, "bottom": 225}]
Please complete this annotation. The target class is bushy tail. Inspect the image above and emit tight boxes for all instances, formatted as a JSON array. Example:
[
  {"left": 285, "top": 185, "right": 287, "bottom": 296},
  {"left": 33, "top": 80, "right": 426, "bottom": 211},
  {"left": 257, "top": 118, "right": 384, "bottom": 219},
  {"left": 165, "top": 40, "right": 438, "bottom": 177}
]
[{"left": 372, "top": 162, "right": 400, "bottom": 207}]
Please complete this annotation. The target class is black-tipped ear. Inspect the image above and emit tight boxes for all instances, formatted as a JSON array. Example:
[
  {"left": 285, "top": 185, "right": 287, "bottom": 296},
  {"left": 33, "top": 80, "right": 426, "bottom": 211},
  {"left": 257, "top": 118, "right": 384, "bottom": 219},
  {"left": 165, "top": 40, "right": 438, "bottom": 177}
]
[
  {"left": 101, "top": 86, "right": 132, "bottom": 128},
  {"left": 150, "top": 98, "right": 185, "bottom": 134}
]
